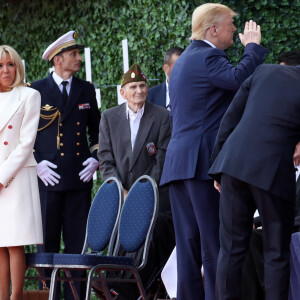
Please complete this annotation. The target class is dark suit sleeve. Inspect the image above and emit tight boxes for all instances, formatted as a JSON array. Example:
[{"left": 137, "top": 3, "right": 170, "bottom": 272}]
[
  {"left": 98, "top": 111, "right": 121, "bottom": 181},
  {"left": 210, "top": 73, "right": 254, "bottom": 164},
  {"left": 87, "top": 84, "right": 101, "bottom": 160},
  {"left": 147, "top": 111, "right": 171, "bottom": 183},
  {"left": 206, "top": 43, "right": 268, "bottom": 91}
]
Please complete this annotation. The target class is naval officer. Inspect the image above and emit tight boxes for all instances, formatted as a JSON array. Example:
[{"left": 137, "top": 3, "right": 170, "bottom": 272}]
[{"left": 31, "top": 30, "right": 100, "bottom": 299}]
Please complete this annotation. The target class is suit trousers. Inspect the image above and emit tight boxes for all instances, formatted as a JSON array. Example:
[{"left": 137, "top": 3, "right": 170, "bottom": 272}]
[
  {"left": 216, "top": 174, "right": 294, "bottom": 300},
  {"left": 169, "top": 179, "right": 220, "bottom": 300},
  {"left": 37, "top": 189, "right": 91, "bottom": 300}
]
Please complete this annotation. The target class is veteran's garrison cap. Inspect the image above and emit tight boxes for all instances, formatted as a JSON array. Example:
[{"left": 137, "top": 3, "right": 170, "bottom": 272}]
[{"left": 121, "top": 63, "right": 147, "bottom": 87}]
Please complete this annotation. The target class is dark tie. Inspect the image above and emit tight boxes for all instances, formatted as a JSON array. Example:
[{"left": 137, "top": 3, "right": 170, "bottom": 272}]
[{"left": 61, "top": 80, "right": 68, "bottom": 102}]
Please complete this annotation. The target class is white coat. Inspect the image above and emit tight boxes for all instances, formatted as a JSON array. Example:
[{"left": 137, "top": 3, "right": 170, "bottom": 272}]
[{"left": 0, "top": 86, "right": 43, "bottom": 246}]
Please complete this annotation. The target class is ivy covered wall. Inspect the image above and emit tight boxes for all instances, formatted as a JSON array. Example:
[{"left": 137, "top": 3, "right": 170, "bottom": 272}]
[{"left": 1, "top": 0, "right": 300, "bottom": 111}]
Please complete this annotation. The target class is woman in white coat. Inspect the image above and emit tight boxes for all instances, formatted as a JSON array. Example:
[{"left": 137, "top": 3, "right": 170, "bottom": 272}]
[{"left": 0, "top": 45, "right": 43, "bottom": 300}]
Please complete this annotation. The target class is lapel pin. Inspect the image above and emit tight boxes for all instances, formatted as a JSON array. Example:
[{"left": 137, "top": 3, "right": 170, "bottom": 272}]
[{"left": 146, "top": 142, "right": 157, "bottom": 155}]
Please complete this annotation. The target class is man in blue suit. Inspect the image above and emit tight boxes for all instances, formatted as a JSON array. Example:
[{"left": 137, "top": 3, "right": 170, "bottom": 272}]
[
  {"left": 31, "top": 31, "right": 100, "bottom": 299},
  {"left": 209, "top": 63, "right": 300, "bottom": 300},
  {"left": 147, "top": 47, "right": 183, "bottom": 109},
  {"left": 160, "top": 3, "right": 268, "bottom": 300}
]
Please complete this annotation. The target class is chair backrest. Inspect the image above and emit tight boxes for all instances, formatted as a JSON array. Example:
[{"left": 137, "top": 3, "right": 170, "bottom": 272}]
[
  {"left": 115, "top": 175, "right": 159, "bottom": 270},
  {"left": 82, "top": 177, "right": 123, "bottom": 254}
]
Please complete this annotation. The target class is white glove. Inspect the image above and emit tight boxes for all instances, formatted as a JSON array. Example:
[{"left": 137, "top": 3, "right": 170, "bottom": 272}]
[
  {"left": 36, "top": 160, "right": 61, "bottom": 187},
  {"left": 79, "top": 157, "right": 99, "bottom": 182}
]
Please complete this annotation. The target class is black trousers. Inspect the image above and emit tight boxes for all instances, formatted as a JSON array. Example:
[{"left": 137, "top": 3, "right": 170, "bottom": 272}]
[
  {"left": 38, "top": 189, "right": 91, "bottom": 300},
  {"left": 216, "top": 174, "right": 294, "bottom": 300}
]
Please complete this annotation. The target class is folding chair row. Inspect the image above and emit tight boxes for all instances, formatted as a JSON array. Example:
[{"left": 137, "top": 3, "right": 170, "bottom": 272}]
[{"left": 25, "top": 174, "right": 159, "bottom": 300}]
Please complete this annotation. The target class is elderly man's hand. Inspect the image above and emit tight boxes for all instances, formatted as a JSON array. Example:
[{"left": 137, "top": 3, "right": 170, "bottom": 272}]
[
  {"left": 123, "top": 188, "right": 128, "bottom": 201},
  {"left": 214, "top": 180, "right": 221, "bottom": 193},
  {"left": 294, "top": 142, "right": 300, "bottom": 166},
  {"left": 239, "top": 20, "right": 261, "bottom": 46}
]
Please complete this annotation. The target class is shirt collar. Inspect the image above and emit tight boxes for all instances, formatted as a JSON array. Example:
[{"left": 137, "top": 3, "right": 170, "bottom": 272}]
[
  {"left": 202, "top": 39, "right": 216, "bottom": 48},
  {"left": 52, "top": 71, "right": 73, "bottom": 87},
  {"left": 126, "top": 102, "right": 145, "bottom": 119}
]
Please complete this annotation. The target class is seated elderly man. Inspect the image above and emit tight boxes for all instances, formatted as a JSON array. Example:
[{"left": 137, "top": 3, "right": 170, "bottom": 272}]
[{"left": 96, "top": 63, "right": 175, "bottom": 299}]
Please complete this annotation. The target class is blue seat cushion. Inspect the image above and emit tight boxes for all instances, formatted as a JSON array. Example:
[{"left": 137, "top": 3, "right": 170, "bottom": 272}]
[
  {"left": 52, "top": 253, "right": 134, "bottom": 267},
  {"left": 26, "top": 253, "right": 54, "bottom": 266},
  {"left": 119, "top": 180, "right": 155, "bottom": 252},
  {"left": 88, "top": 181, "right": 120, "bottom": 251}
]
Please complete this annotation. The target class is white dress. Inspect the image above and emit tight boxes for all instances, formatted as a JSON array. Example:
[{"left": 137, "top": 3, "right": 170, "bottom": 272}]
[{"left": 0, "top": 86, "right": 43, "bottom": 246}]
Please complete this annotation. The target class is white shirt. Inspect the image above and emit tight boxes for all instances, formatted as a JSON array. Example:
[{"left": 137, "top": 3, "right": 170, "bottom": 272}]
[
  {"left": 203, "top": 39, "right": 216, "bottom": 48},
  {"left": 166, "top": 79, "right": 170, "bottom": 110},
  {"left": 296, "top": 166, "right": 300, "bottom": 181},
  {"left": 52, "top": 72, "right": 72, "bottom": 95},
  {"left": 126, "top": 103, "right": 145, "bottom": 149}
]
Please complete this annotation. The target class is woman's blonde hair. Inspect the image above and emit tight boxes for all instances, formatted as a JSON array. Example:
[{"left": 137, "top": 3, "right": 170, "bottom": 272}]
[
  {"left": 190, "top": 3, "right": 237, "bottom": 40},
  {"left": 0, "top": 45, "right": 25, "bottom": 88}
]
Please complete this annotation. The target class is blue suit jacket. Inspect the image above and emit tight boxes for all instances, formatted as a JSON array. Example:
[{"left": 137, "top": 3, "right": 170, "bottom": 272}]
[
  {"left": 161, "top": 40, "right": 268, "bottom": 185},
  {"left": 209, "top": 64, "right": 300, "bottom": 201},
  {"left": 31, "top": 74, "right": 100, "bottom": 191},
  {"left": 147, "top": 82, "right": 167, "bottom": 108}
]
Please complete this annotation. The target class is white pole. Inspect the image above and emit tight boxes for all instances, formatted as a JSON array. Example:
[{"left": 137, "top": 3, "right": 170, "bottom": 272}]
[
  {"left": 122, "top": 39, "right": 129, "bottom": 73},
  {"left": 85, "top": 47, "right": 92, "bottom": 82},
  {"left": 95, "top": 88, "right": 101, "bottom": 108}
]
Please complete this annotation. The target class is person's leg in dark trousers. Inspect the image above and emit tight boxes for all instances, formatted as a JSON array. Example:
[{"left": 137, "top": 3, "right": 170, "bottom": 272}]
[
  {"left": 169, "top": 180, "right": 204, "bottom": 300},
  {"left": 253, "top": 187, "right": 295, "bottom": 300},
  {"left": 63, "top": 189, "right": 91, "bottom": 300},
  {"left": 169, "top": 178, "right": 220, "bottom": 300},
  {"left": 38, "top": 190, "right": 64, "bottom": 300},
  {"left": 241, "top": 229, "right": 265, "bottom": 300},
  {"left": 216, "top": 175, "right": 256, "bottom": 300}
]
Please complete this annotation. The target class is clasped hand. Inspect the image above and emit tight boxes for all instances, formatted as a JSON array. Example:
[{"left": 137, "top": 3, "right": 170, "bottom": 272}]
[
  {"left": 36, "top": 160, "right": 61, "bottom": 186},
  {"left": 239, "top": 20, "right": 261, "bottom": 46},
  {"left": 79, "top": 157, "right": 99, "bottom": 182}
]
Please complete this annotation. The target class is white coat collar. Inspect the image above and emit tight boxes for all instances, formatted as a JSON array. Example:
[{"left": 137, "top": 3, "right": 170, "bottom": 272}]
[{"left": 0, "top": 87, "right": 22, "bottom": 132}]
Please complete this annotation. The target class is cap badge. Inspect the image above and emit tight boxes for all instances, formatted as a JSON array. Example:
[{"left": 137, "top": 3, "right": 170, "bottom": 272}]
[
  {"left": 131, "top": 72, "right": 135, "bottom": 78},
  {"left": 73, "top": 32, "right": 78, "bottom": 39}
]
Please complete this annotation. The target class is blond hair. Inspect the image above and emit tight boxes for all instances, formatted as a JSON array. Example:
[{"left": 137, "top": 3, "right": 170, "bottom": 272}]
[
  {"left": 0, "top": 45, "right": 25, "bottom": 88},
  {"left": 190, "top": 3, "right": 237, "bottom": 40}
]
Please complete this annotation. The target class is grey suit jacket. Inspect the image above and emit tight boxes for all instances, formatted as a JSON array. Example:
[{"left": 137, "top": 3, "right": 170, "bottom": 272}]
[{"left": 98, "top": 101, "right": 171, "bottom": 191}]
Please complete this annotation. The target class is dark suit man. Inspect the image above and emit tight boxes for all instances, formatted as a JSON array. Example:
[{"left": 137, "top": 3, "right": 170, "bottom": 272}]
[
  {"left": 31, "top": 31, "right": 100, "bottom": 299},
  {"left": 160, "top": 3, "right": 268, "bottom": 300},
  {"left": 147, "top": 47, "right": 183, "bottom": 109},
  {"left": 98, "top": 63, "right": 174, "bottom": 299},
  {"left": 240, "top": 50, "right": 300, "bottom": 300},
  {"left": 209, "top": 63, "right": 300, "bottom": 300}
]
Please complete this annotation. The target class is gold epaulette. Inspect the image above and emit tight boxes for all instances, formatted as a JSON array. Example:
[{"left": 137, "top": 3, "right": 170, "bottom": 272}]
[{"left": 26, "top": 82, "right": 31, "bottom": 87}]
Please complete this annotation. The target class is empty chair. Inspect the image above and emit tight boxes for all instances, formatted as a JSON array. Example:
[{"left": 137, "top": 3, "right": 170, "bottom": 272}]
[{"left": 85, "top": 174, "right": 159, "bottom": 300}]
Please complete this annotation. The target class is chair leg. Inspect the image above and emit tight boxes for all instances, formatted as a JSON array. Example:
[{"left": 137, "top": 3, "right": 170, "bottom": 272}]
[
  {"left": 85, "top": 269, "right": 94, "bottom": 300},
  {"left": 85, "top": 268, "right": 112, "bottom": 300},
  {"left": 99, "top": 271, "right": 112, "bottom": 300},
  {"left": 64, "top": 269, "right": 80, "bottom": 300},
  {"left": 130, "top": 269, "right": 147, "bottom": 300},
  {"left": 49, "top": 268, "right": 59, "bottom": 300}
]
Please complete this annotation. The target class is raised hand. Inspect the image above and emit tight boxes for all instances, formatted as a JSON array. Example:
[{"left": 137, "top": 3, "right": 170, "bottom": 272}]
[{"left": 239, "top": 20, "right": 261, "bottom": 46}]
